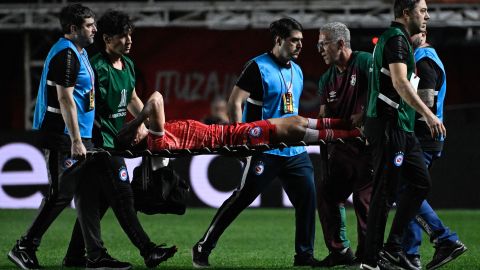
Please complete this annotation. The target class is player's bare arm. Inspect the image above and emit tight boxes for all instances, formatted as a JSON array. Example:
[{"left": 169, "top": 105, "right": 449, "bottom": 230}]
[
  {"left": 227, "top": 86, "right": 250, "bottom": 123},
  {"left": 127, "top": 88, "right": 148, "bottom": 144}
]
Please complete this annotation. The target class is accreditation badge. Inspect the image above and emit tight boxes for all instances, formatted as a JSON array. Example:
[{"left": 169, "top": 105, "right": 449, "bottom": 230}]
[
  {"left": 88, "top": 89, "right": 95, "bottom": 111},
  {"left": 282, "top": 91, "right": 294, "bottom": 114}
]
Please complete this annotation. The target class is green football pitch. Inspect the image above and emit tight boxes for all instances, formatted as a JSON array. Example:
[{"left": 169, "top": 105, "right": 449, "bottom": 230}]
[{"left": 0, "top": 208, "right": 478, "bottom": 269}]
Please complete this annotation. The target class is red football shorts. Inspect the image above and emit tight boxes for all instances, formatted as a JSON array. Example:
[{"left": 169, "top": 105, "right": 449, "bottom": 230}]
[{"left": 147, "top": 119, "right": 276, "bottom": 151}]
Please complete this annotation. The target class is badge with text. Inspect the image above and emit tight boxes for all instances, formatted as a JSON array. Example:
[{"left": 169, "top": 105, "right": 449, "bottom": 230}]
[
  {"left": 282, "top": 91, "right": 294, "bottom": 114},
  {"left": 88, "top": 89, "right": 95, "bottom": 111}
]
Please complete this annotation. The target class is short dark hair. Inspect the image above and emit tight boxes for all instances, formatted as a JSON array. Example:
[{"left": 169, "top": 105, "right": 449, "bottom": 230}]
[
  {"left": 59, "top": 3, "right": 95, "bottom": 34},
  {"left": 269, "top": 17, "right": 303, "bottom": 44},
  {"left": 394, "top": 0, "right": 421, "bottom": 19},
  {"left": 95, "top": 10, "right": 134, "bottom": 51}
]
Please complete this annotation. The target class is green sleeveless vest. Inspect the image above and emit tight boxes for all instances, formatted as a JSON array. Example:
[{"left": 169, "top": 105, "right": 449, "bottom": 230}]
[
  {"left": 366, "top": 26, "right": 416, "bottom": 132},
  {"left": 91, "top": 53, "right": 136, "bottom": 148}
]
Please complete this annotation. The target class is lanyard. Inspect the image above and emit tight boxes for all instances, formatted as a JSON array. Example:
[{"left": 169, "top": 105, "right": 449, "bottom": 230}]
[
  {"left": 79, "top": 51, "right": 94, "bottom": 90},
  {"left": 277, "top": 63, "right": 294, "bottom": 114},
  {"left": 278, "top": 64, "right": 293, "bottom": 94},
  {"left": 78, "top": 50, "right": 95, "bottom": 111}
]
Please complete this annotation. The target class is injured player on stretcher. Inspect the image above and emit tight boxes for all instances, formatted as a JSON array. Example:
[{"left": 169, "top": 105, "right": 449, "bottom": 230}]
[{"left": 117, "top": 92, "right": 362, "bottom": 151}]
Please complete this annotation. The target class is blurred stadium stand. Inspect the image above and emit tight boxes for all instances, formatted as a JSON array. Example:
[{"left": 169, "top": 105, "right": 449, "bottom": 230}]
[{"left": 0, "top": 1, "right": 480, "bottom": 29}]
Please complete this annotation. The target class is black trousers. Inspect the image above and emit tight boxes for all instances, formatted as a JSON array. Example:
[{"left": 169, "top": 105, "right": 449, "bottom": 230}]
[
  {"left": 363, "top": 118, "right": 431, "bottom": 263},
  {"left": 316, "top": 142, "right": 373, "bottom": 259},
  {"left": 22, "top": 139, "right": 93, "bottom": 246},
  {"left": 197, "top": 152, "right": 316, "bottom": 256},
  {"left": 69, "top": 155, "right": 155, "bottom": 259}
]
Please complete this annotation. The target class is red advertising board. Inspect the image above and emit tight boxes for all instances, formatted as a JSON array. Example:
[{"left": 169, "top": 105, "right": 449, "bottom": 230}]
[{"left": 129, "top": 28, "right": 324, "bottom": 121}]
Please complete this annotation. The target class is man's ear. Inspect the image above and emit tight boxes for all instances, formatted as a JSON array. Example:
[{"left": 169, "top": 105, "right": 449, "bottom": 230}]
[
  {"left": 103, "top": 34, "right": 110, "bottom": 44},
  {"left": 403, "top": 8, "right": 410, "bottom": 19},
  {"left": 69, "top": 24, "right": 77, "bottom": 34},
  {"left": 338, "top": 39, "right": 345, "bottom": 49},
  {"left": 275, "top": 36, "right": 282, "bottom": 46}
]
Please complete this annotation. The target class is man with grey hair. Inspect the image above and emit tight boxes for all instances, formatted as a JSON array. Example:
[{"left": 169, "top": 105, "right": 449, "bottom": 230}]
[{"left": 315, "top": 22, "right": 373, "bottom": 267}]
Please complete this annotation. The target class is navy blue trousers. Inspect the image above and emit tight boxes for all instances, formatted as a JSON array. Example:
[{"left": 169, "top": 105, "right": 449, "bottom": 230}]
[{"left": 402, "top": 150, "right": 458, "bottom": 255}]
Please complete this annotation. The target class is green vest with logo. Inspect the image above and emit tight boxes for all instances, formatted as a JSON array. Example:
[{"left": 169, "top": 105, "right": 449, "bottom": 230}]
[
  {"left": 91, "top": 53, "right": 136, "bottom": 148},
  {"left": 366, "top": 26, "right": 416, "bottom": 132}
]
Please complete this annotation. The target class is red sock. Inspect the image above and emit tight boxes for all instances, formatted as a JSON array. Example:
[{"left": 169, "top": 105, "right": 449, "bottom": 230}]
[
  {"left": 318, "top": 128, "right": 362, "bottom": 141},
  {"left": 316, "top": 118, "right": 351, "bottom": 130}
]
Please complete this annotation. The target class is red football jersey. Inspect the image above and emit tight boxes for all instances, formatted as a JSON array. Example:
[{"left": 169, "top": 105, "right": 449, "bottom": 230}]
[{"left": 147, "top": 119, "right": 275, "bottom": 151}]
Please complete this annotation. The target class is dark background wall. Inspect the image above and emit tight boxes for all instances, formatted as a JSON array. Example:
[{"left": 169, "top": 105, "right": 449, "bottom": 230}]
[{"left": 2, "top": 27, "right": 480, "bottom": 129}]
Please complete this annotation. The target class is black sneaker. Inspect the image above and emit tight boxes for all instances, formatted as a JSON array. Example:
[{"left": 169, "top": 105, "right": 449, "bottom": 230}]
[
  {"left": 85, "top": 252, "right": 132, "bottom": 270},
  {"left": 426, "top": 240, "right": 467, "bottom": 270},
  {"left": 62, "top": 255, "right": 86, "bottom": 268},
  {"left": 293, "top": 253, "right": 323, "bottom": 267},
  {"left": 379, "top": 248, "right": 419, "bottom": 270},
  {"left": 406, "top": 254, "right": 422, "bottom": 269},
  {"left": 361, "top": 257, "right": 402, "bottom": 270},
  {"left": 377, "top": 258, "right": 399, "bottom": 270},
  {"left": 318, "top": 247, "right": 356, "bottom": 267},
  {"left": 7, "top": 241, "right": 40, "bottom": 270},
  {"left": 144, "top": 244, "right": 177, "bottom": 268},
  {"left": 192, "top": 242, "right": 211, "bottom": 268}
]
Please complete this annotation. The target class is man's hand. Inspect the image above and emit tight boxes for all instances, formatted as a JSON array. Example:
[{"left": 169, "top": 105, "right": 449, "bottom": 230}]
[
  {"left": 117, "top": 124, "right": 135, "bottom": 146},
  {"left": 350, "top": 113, "right": 363, "bottom": 128},
  {"left": 132, "top": 123, "right": 149, "bottom": 145},
  {"left": 117, "top": 119, "right": 143, "bottom": 146},
  {"left": 425, "top": 114, "right": 446, "bottom": 139},
  {"left": 71, "top": 140, "right": 87, "bottom": 160}
]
